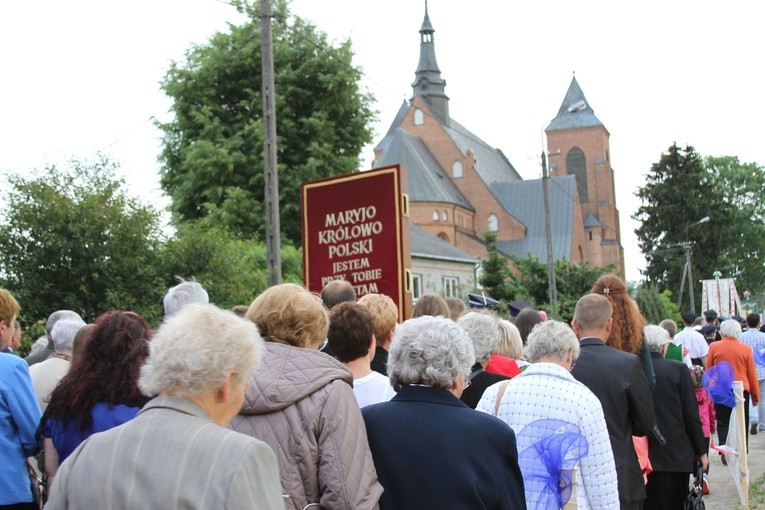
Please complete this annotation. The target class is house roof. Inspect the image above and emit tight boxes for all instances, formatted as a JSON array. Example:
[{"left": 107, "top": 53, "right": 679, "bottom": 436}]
[
  {"left": 495, "top": 175, "right": 577, "bottom": 261},
  {"left": 546, "top": 76, "right": 604, "bottom": 132},
  {"left": 410, "top": 224, "right": 479, "bottom": 264},
  {"left": 375, "top": 127, "right": 474, "bottom": 211}
]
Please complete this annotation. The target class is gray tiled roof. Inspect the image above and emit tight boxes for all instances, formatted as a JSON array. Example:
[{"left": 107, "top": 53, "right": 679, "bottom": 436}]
[
  {"left": 410, "top": 224, "right": 479, "bottom": 264},
  {"left": 583, "top": 213, "right": 602, "bottom": 228},
  {"left": 374, "top": 128, "right": 474, "bottom": 210},
  {"left": 444, "top": 119, "right": 523, "bottom": 185},
  {"left": 546, "top": 76, "right": 604, "bottom": 132},
  {"left": 495, "top": 175, "right": 577, "bottom": 261},
  {"left": 374, "top": 101, "right": 409, "bottom": 153}
]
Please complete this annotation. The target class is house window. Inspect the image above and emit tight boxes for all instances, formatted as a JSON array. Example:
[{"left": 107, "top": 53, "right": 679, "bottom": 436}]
[
  {"left": 488, "top": 214, "right": 498, "bottom": 232},
  {"left": 414, "top": 109, "right": 424, "bottom": 125},
  {"left": 442, "top": 277, "right": 458, "bottom": 298},
  {"left": 453, "top": 161, "right": 463, "bottom": 178},
  {"left": 412, "top": 274, "right": 422, "bottom": 301},
  {"left": 433, "top": 210, "right": 439, "bottom": 221}
]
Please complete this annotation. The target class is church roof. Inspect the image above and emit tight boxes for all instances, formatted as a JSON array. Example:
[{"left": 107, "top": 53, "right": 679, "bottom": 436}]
[
  {"left": 583, "top": 213, "right": 602, "bottom": 228},
  {"left": 374, "top": 127, "right": 474, "bottom": 210},
  {"left": 443, "top": 119, "right": 523, "bottom": 184},
  {"left": 495, "top": 175, "right": 577, "bottom": 261},
  {"left": 546, "top": 76, "right": 604, "bottom": 132},
  {"left": 410, "top": 224, "right": 478, "bottom": 264}
]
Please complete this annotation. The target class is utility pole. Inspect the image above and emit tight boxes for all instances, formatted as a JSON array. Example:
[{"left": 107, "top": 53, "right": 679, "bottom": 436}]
[
  {"left": 260, "top": 0, "right": 281, "bottom": 286},
  {"left": 541, "top": 150, "right": 558, "bottom": 319}
]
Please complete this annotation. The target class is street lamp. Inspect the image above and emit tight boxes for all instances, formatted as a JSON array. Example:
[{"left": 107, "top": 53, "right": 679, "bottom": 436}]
[
  {"left": 541, "top": 100, "right": 587, "bottom": 319},
  {"left": 679, "top": 216, "right": 710, "bottom": 312}
]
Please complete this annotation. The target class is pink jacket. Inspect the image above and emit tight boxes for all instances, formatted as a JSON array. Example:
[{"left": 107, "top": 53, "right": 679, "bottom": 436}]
[{"left": 696, "top": 387, "right": 716, "bottom": 438}]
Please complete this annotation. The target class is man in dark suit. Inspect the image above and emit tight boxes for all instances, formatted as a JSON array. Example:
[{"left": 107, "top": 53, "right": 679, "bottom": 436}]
[{"left": 571, "top": 294, "right": 655, "bottom": 510}]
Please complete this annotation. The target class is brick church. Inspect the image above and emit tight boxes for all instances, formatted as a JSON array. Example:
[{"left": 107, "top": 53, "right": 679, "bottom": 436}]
[{"left": 372, "top": 5, "right": 625, "bottom": 277}]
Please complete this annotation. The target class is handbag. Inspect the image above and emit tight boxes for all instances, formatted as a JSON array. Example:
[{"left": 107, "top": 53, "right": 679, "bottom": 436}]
[
  {"left": 684, "top": 462, "right": 705, "bottom": 510},
  {"left": 27, "top": 458, "right": 45, "bottom": 510}
]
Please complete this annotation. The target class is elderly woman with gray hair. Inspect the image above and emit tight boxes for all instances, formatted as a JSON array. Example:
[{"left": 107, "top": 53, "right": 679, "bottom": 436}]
[
  {"left": 477, "top": 320, "right": 618, "bottom": 509},
  {"left": 642, "top": 325, "right": 707, "bottom": 510},
  {"left": 362, "top": 315, "right": 525, "bottom": 509},
  {"left": 457, "top": 311, "right": 510, "bottom": 408},
  {"left": 46, "top": 304, "right": 284, "bottom": 509}
]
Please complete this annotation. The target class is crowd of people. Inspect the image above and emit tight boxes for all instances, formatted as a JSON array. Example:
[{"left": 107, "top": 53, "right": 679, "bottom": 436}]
[{"left": 1, "top": 273, "right": 763, "bottom": 509}]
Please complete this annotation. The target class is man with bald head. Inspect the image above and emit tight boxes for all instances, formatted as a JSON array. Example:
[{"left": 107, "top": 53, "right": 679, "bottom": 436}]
[
  {"left": 571, "top": 294, "right": 655, "bottom": 510},
  {"left": 320, "top": 279, "right": 357, "bottom": 310}
]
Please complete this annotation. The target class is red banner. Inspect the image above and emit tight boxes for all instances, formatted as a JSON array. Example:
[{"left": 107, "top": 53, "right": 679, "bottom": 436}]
[{"left": 302, "top": 165, "right": 411, "bottom": 321}]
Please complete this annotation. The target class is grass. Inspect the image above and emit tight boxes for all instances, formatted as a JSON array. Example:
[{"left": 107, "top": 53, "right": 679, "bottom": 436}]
[{"left": 733, "top": 472, "right": 765, "bottom": 510}]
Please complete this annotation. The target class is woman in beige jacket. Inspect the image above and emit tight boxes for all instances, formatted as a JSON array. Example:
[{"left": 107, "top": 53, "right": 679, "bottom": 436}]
[{"left": 230, "top": 283, "right": 382, "bottom": 510}]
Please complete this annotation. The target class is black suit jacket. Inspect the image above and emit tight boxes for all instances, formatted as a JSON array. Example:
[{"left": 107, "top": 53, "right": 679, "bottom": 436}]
[
  {"left": 362, "top": 385, "right": 526, "bottom": 510},
  {"left": 648, "top": 353, "right": 706, "bottom": 473},
  {"left": 370, "top": 346, "right": 388, "bottom": 376},
  {"left": 571, "top": 337, "right": 656, "bottom": 507}
]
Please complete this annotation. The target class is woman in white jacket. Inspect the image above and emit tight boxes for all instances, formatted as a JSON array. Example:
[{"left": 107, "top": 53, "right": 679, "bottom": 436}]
[{"left": 477, "top": 320, "right": 620, "bottom": 509}]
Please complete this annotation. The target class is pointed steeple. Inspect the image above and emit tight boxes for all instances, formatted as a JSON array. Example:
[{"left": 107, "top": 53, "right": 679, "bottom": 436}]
[
  {"left": 411, "top": 1, "right": 449, "bottom": 125},
  {"left": 546, "top": 75, "right": 603, "bottom": 132}
]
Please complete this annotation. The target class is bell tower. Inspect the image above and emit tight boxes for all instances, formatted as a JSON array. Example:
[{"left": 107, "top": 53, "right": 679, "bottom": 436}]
[{"left": 545, "top": 76, "right": 624, "bottom": 276}]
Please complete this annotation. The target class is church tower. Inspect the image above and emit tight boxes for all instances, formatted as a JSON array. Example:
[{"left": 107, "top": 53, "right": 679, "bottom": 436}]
[
  {"left": 545, "top": 76, "right": 625, "bottom": 276},
  {"left": 410, "top": 1, "right": 449, "bottom": 125}
]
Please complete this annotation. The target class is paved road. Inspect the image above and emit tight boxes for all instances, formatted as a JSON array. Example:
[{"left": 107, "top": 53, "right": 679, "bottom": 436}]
[{"left": 703, "top": 427, "right": 765, "bottom": 510}]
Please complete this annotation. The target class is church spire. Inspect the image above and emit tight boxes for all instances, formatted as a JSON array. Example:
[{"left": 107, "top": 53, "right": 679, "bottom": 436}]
[{"left": 411, "top": 1, "right": 449, "bottom": 125}]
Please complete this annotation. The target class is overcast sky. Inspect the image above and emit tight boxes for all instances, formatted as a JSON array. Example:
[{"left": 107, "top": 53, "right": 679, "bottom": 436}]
[{"left": 1, "top": 0, "right": 763, "bottom": 284}]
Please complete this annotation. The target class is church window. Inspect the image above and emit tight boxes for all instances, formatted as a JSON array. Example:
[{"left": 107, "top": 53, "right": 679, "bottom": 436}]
[
  {"left": 453, "top": 161, "right": 463, "bottom": 178},
  {"left": 588, "top": 231, "right": 593, "bottom": 241},
  {"left": 566, "top": 147, "right": 588, "bottom": 203},
  {"left": 414, "top": 109, "right": 424, "bottom": 125},
  {"left": 433, "top": 210, "right": 439, "bottom": 221},
  {"left": 442, "top": 210, "right": 447, "bottom": 221},
  {"left": 488, "top": 214, "right": 498, "bottom": 232}
]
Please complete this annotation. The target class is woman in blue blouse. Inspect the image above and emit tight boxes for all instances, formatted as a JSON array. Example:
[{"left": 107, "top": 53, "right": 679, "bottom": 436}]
[{"left": 42, "top": 311, "right": 152, "bottom": 480}]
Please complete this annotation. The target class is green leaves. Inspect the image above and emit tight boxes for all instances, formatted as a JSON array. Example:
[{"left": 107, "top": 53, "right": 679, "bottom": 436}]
[
  {"left": 633, "top": 144, "right": 765, "bottom": 307},
  {"left": 158, "top": 4, "right": 375, "bottom": 245}
]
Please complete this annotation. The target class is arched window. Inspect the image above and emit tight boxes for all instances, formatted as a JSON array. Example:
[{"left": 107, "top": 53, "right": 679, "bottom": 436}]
[
  {"left": 488, "top": 214, "right": 498, "bottom": 232},
  {"left": 432, "top": 210, "right": 439, "bottom": 221},
  {"left": 438, "top": 232, "right": 449, "bottom": 242},
  {"left": 566, "top": 147, "right": 588, "bottom": 203},
  {"left": 414, "top": 109, "right": 424, "bottom": 125},
  {"left": 452, "top": 160, "right": 463, "bottom": 178},
  {"left": 442, "top": 210, "right": 447, "bottom": 221}
]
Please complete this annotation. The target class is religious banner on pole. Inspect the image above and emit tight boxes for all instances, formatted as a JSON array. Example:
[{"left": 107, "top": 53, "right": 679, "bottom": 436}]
[
  {"left": 302, "top": 165, "right": 412, "bottom": 321},
  {"left": 701, "top": 276, "right": 741, "bottom": 317}
]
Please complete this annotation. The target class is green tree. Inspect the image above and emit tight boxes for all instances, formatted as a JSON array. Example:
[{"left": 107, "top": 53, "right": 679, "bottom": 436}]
[
  {"left": 0, "top": 155, "right": 165, "bottom": 324},
  {"left": 479, "top": 232, "right": 512, "bottom": 303},
  {"left": 159, "top": 219, "right": 304, "bottom": 310},
  {"left": 633, "top": 144, "right": 724, "bottom": 310},
  {"left": 634, "top": 283, "right": 667, "bottom": 324},
  {"left": 158, "top": 1, "right": 375, "bottom": 245},
  {"left": 705, "top": 155, "right": 765, "bottom": 295},
  {"left": 634, "top": 145, "right": 765, "bottom": 308},
  {"left": 503, "top": 255, "right": 612, "bottom": 322}
]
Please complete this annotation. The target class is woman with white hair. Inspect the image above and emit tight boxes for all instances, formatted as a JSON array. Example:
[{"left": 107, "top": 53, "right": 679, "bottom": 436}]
[
  {"left": 707, "top": 318, "right": 760, "bottom": 451},
  {"left": 477, "top": 320, "right": 618, "bottom": 509},
  {"left": 643, "top": 325, "right": 707, "bottom": 510},
  {"left": 46, "top": 304, "right": 283, "bottom": 509},
  {"left": 29, "top": 318, "right": 84, "bottom": 411},
  {"left": 362, "top": 315, "right": 525, "bottom": 509},
  {"left": 457, "top": 311, "right": 510, "bottom": 408}
]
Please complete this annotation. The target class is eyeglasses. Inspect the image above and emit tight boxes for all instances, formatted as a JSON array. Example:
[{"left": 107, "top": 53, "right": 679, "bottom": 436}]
[
  {"left": 464, "top": 378, "right": 472, "bottom": 390},
  {"left": 319, "top": 338, "right": 329, "bottom": 351}
]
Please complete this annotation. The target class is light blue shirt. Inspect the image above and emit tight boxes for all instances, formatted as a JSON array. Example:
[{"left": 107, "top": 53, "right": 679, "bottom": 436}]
[
  {"left": 0, "top": 353, "right": 42, "bottom": 504},
  {"left": 740, "top": 328, "right": 765, "bottom": 380}
]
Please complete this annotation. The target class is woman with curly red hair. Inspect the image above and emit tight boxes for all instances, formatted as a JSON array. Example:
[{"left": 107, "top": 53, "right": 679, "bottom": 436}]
[
  {"left": 42, "top": 311, "right": 152, "bottom": 481},
  {"left": 591, "top": 274, "right": 655, "bottom": 386}
]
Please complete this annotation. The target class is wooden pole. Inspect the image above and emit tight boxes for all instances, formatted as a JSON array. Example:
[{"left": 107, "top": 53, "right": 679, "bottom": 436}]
[
  {"left": 734, "top": 381, "right": 749, "bottom": 509},
  {"left": 260, "top": 0, "right": 282, "bottom": 286}
]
